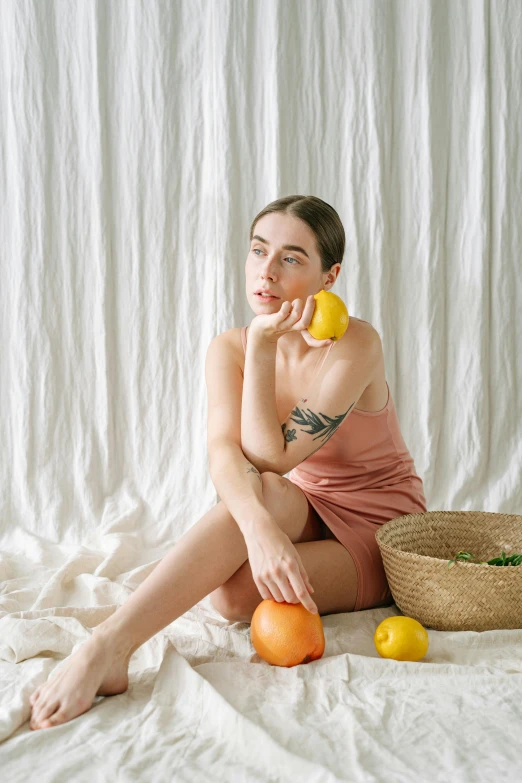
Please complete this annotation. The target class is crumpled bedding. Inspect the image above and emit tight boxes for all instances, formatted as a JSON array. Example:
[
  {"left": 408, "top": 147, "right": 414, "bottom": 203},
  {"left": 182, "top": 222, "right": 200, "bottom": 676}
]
[{"left": 1, "top": 519, "right": 522, "bottom": 780}]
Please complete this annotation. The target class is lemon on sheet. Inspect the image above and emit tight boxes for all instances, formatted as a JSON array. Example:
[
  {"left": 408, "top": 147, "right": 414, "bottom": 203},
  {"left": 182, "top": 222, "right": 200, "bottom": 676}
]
[
  {"left": 307, "top": 290, "right": 349, "bottom": 342},
  {"left": 374, "top": 616, "right": 429, "bottom": 662}
]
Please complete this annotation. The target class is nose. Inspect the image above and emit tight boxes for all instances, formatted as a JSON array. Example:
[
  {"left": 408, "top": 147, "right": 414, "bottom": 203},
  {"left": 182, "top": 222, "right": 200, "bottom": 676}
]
[{"left": 260, "top": 256, "right": 279, "bottom": 278}]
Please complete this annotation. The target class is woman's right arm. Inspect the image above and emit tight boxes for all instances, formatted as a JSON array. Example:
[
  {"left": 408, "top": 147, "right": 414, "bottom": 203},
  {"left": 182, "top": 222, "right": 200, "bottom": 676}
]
[
  {"left": 208, "top": 442, "right": 273, "bottom": 540},
  {"left": 209, "top": 442, "right": 317, "bottom": 612}
]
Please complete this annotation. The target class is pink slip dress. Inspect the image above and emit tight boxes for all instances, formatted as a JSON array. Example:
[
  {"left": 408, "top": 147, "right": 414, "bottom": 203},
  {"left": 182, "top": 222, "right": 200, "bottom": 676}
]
[{"left": 240, "top": 324, "right": 427, "bottom": 612}]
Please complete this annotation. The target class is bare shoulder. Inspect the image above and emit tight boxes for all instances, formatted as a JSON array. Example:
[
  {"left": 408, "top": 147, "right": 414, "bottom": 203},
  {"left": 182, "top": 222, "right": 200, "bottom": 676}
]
[
  {"left": 331, "top": 316, "right": 384, "bottom": 402},
  {"left": 209, "top": 327, "right": 240, "bottom": 347},
  {"left": 337, "top": 316, "right": 382, "bottom": 357},
  {"left": 208, "top": 328, "right": 244, "bottom": 370},
  {"left": 342, "top": 317, "right": 387, "bottom": 409},
  {"left": 218, "top": 327, "right": 244, "bottom": 357}
]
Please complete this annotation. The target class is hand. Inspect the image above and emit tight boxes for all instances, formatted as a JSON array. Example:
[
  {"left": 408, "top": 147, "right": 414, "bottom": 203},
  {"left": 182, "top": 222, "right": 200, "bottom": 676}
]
[
  {"left": 245, "top": 520, "right": 319, "bottom": 614},
  {"left": 250, "top": 296, "right": 334, "bottom": 348}
]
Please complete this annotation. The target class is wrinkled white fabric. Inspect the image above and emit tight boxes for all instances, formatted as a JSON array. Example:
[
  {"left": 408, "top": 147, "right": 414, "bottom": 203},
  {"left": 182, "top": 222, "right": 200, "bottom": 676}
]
[{"left": 1, "top": 0, "right": 521, "bottom": 779}]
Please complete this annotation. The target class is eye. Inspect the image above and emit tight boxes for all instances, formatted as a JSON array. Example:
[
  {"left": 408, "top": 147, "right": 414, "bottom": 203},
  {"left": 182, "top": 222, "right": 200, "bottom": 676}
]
[{"left": 252, "top": 248, "right": 300, "bottom": 265}]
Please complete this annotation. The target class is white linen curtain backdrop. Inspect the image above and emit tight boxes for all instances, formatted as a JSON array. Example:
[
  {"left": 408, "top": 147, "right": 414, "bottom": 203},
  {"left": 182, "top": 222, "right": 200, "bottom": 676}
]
[{"left": 1, "top": 0, "right": 521, "bottom": 777}]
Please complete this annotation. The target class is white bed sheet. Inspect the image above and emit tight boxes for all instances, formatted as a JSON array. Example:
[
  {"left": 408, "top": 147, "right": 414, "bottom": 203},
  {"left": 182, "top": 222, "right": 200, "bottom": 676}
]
[{"left": 1, "top": 526, "right": 521, "bottom": 780}]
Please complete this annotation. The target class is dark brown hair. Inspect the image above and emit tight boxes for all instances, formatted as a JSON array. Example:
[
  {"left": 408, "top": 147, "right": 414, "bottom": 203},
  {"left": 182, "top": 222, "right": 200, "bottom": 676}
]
[{"left": 249, "top": 195, "right": 345, "bottom": 275}]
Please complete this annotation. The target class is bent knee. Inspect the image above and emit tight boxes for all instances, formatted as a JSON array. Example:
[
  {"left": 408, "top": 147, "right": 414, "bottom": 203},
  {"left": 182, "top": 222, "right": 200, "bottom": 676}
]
[
  {"left": 209, "top": 588, "right": 252, "bottom": 623},
  {"left": 209, "top": 591, "right": 236, "bottom": 622}
]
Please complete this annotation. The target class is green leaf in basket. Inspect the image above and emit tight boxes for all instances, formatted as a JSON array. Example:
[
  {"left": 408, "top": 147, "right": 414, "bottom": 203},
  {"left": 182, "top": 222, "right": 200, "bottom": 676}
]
[
  {"left": 447, "top": 551, "right": 474, "bottom": 568},
  {"left": 448, "top": 549, "right": 522, "bottom": 567}
]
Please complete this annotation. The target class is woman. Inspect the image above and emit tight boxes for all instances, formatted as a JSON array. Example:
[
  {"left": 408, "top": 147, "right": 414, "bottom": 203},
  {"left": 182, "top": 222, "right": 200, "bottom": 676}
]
[{"left": 29, "top": 195, "right": 427, "bottom": 730}]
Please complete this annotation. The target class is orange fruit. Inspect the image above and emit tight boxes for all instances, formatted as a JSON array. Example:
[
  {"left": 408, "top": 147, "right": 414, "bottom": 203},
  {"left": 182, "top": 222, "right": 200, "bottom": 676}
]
[{"left": 250, "top": 599, "right": 325, "bottom": 667}]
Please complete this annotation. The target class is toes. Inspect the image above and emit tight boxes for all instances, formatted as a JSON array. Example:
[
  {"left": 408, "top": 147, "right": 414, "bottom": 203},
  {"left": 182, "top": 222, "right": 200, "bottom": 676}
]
[
  {"left": 40, "top": 703, "right": 80, "bottom": 729},
  {"left": 29, "top": 687, "right": 41, "bottom": 706},
  {"left": 32, "top": 698, "right": 60, "bottom": 728},
  {"left": 30, "top": 713, "right": 42, "bottom": 730},
  {"left": 41, "top": 711, "right": 65, "bottom": 729},
  {"left": 30, "top": 704, "right": 42, "bottom": 730},
  {"left": 31, "top": 697, "right": 91, "bottom": 730},
  {"left": 30, "top": 710, "right": 56, "bottom": 731}
]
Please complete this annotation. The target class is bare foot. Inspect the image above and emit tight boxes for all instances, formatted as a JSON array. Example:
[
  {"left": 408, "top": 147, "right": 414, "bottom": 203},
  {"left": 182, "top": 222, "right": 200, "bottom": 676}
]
[{"left": 28, "top": 631, "right": 134, "bottom": 730}]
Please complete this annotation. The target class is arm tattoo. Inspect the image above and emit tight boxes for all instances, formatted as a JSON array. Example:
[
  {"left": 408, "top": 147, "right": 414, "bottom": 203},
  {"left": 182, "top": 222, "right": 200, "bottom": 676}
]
[
  {"left": 281, "top": 402, "right": 355, "bottom": 448},
  {"left": 246, "top": 465, "right": 262, "bottom": 484}
]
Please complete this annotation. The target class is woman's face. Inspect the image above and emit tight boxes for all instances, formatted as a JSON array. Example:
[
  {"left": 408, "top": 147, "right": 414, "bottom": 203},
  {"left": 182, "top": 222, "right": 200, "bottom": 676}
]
[{"left": 245, "top": 212, "right": 337, "bottom": 315}]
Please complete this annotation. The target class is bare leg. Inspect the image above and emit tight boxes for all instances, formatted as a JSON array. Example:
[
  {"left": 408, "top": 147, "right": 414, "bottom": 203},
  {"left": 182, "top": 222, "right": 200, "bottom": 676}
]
[
  {"left": 29, "top": 500, "right": 250, "bottom": 730},
  {"left": 97, "top": 500, "right": 250, "bottom": 650}
]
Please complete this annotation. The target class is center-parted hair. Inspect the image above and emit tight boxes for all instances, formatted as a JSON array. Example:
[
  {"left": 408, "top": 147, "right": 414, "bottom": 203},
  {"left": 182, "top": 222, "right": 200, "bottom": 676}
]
[{"left": 249, "top": 195, "right": 345, "bottom": 275}]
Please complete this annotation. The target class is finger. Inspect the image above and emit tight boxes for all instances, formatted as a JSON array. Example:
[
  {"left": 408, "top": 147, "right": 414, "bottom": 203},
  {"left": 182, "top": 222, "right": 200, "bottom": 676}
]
[
  {"left": 264, "top": 576, "right": 286, "bottom": 603},
  {"left": 284, "top": 298, "right": 305, "bottom": 328},
  {"left": 268, "top": 569, "right": 300, "bottom": 605},
  {"left": 278, "top": 574, "right": 303, "bottom": 605},
  {"left": 278, "top": 300, "right": 297, "bottom": 327},
  {"left": 288, "top": 569, "right": 319, "bottom": 614},
  {"left": 278, "top": 300, "right": 293, "bottom": 321},
  {"left": 292, "top": 297, "right": 318, "bottom": 333},
  {"left": 297, "top": 295, "right": 314, "bottom": 326},
  {"left": 254, "top": 577, "right": 275, "bottom": 602},
  {"left": 305, "top": 294, "right": 316, "bottom": 319},
  {"left": 292, "top": 298, "right": 306, "bottom": 326},
  {"left": 301, "top": 330, "right": 334, "bottom": 348}
]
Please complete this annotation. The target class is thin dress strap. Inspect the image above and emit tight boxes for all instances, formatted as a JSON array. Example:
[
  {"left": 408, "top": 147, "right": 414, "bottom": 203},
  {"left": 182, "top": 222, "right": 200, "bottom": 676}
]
[{"left": 283, "top": 340, "right": 334, "bottom": 421}]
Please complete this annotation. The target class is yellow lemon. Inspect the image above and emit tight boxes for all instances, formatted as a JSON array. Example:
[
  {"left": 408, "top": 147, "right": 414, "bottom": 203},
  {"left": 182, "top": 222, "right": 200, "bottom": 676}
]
[
  {"left": 374, "top": 616, "right": 429, "bottom": 662},
  {"left": 307, "top": 290, "right": 349, "bottom": 342}
]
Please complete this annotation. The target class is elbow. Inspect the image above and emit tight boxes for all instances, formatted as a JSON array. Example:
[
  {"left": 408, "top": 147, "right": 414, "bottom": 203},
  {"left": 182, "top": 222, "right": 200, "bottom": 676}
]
[{"left": 240, "top": 443, "right": 284, "bottom": 476}]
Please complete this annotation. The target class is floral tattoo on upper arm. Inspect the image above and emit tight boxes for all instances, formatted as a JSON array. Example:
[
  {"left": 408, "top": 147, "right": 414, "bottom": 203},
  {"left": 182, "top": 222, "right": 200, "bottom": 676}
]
[{"left": 281, "top": 402, "right": 354, "bottom": 446}]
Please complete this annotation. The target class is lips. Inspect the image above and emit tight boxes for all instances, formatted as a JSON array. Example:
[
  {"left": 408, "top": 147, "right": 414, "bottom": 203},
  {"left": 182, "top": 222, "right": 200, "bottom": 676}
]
[{"left": 254, "top": 290, "right": 280, "bottom": 298}]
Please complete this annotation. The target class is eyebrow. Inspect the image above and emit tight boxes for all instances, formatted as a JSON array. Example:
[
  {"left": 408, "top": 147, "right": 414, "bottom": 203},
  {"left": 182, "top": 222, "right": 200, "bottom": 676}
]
[{"left": 251, "top": 235, "right": 310, "bottom": 260}]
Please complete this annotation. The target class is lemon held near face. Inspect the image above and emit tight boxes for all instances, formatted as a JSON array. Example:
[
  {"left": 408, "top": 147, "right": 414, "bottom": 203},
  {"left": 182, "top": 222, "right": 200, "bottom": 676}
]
[{"left": 307, "top": 290, "right": 349, "bottom": 342}]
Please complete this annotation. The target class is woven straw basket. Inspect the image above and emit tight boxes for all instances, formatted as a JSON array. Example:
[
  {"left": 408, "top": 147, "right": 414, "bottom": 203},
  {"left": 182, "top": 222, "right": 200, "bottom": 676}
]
[{"left": 375, "top": 510, "right": 522, "bottom": 631}]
